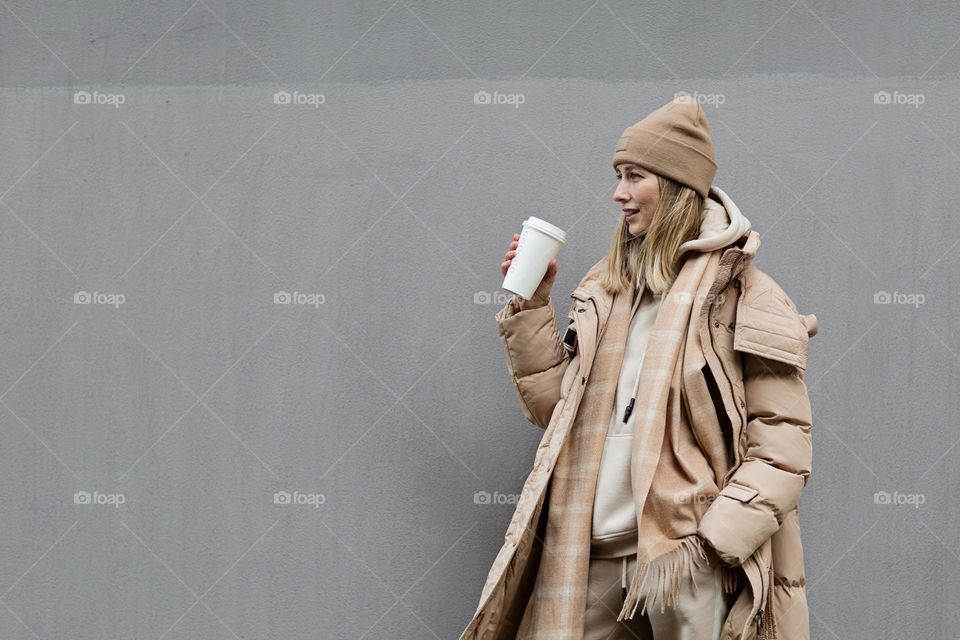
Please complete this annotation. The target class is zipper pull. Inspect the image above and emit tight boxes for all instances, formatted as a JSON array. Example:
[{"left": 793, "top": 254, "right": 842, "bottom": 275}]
[
  {"left": 753, "top": 555, "right": 766, "bottom": 635},
  {"left": 622, "top": 398, "right": 635, "bottom": 423}
]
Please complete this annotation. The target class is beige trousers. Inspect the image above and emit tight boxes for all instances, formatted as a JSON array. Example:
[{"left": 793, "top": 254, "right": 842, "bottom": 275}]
[{"left": 582, "top": 547, "right": 732, "bottom": 640}]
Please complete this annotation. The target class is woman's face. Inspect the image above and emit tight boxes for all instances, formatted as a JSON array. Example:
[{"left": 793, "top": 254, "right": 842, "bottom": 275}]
[{"left": 613, "top": 162, "right": 660, "bottom": 237}]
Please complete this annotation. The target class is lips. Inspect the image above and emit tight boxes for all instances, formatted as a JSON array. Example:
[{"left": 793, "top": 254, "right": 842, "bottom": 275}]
[{"left": 623, "top": 209, "right": 638, "bottom": 221}]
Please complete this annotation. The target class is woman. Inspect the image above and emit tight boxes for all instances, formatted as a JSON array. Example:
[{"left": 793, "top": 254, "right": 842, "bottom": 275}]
[{"left": 461, "top": 96, "right": 817, "bottom": 640}]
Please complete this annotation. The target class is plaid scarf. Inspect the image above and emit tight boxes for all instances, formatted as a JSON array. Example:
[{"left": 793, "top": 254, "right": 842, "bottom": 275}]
[{"left": 517, "top": 247, "right": 740, "bottom": 638}]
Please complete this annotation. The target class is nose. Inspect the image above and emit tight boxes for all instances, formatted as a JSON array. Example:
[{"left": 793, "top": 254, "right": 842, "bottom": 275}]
[{"left": 613, "top": 182, "right": 627, "bottom": 203}]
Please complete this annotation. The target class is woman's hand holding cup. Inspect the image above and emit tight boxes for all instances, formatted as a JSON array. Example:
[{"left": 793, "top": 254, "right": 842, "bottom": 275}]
[{"left": 501, "top": 233, "right": 557, "bottom": 310}]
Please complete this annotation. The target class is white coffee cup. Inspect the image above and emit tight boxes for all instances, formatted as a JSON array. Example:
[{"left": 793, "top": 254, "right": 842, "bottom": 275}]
[{"left": 501, "top": 216, "right": 567, "bottom": 300}]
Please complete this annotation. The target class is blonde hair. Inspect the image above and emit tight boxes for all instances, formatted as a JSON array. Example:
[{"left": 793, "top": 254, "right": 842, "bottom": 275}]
[{"left": 599, "top": 173, "right": 704, "bottom": 296}]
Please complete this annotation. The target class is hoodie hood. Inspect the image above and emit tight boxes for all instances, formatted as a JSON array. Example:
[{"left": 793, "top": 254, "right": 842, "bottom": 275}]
[{"left": 678, "top": 185, "right": 751, "bottom": 254}]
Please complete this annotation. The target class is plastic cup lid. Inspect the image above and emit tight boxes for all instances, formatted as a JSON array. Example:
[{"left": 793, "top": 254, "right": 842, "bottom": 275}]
[{"left": 523, "top": 216, "right": 566, "bottom": 243}]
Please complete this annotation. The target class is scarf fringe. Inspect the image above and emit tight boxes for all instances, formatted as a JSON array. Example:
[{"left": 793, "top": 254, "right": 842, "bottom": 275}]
[{"left": 616, "top": 534, "right": 712, "bottom": 622}]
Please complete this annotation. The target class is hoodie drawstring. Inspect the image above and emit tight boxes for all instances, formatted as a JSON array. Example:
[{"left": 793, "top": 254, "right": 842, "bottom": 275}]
[{"left": 622, "top": 287, "right": 665, "bottom": 425}]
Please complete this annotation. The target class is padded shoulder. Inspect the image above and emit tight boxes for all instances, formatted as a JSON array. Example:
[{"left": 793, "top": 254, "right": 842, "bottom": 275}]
[{"left": 734, "top": 265, "right": 811, "bottom": 370}]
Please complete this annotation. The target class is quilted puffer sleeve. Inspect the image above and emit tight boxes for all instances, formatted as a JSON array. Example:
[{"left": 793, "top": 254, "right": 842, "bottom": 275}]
[
  {"left": 495, "top": 293, "right": 571, "bottom": 429},
  {"left": 696, "top": 274, "right": 814, "bottom": 567}
]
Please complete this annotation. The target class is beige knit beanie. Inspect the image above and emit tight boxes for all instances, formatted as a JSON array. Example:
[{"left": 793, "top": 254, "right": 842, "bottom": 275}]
[{"left": 611, "top": 95, "right": 717, "bottom": 199}]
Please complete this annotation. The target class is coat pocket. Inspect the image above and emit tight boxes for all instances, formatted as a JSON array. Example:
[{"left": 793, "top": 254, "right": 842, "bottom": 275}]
[
  {"left": 698, "top": 480, "right": 778, "bottom": 568},
  {"left": 719, "top": 482, "right": 759, "bottom": 503}
]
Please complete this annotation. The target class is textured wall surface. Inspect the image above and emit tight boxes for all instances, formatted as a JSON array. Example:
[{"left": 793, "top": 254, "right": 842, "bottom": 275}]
[{"left": 1, "top": 1, "right": 958, "bottom": 638}]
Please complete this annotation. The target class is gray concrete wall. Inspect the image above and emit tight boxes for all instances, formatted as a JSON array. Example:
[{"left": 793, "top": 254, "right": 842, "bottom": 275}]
[{"left": 0, "top": 1, "right": 958, "bottom": 638}]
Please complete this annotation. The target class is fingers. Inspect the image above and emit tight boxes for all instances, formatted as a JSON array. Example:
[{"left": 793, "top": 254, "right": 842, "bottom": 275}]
[{"left": 501, "top": 234, "right": 522, "bottom": 275}]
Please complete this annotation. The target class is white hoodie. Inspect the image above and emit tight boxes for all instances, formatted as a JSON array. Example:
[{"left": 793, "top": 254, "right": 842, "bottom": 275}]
[{"left": 590, "top": 185, "right": 752, "bottom": 558}]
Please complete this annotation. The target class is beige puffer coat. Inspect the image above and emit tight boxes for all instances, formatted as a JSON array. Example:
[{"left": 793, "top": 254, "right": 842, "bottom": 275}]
[{"left": 460, "top": 228, "right": 818, "bottom": 640}]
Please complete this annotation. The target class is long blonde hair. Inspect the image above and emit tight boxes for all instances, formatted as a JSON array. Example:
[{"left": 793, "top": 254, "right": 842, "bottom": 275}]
[{"left": 599, "top": 174, "right": 704, "bottom": 296}]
